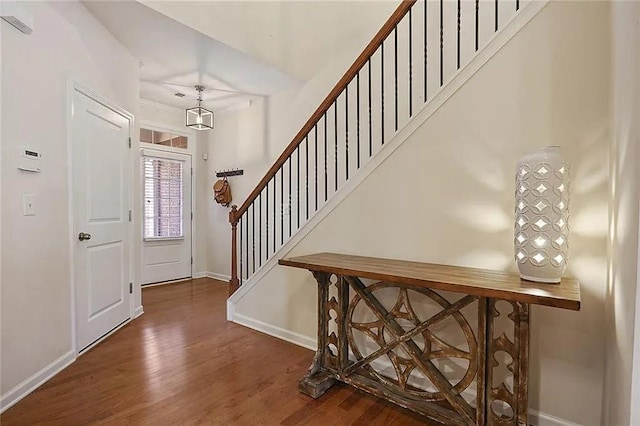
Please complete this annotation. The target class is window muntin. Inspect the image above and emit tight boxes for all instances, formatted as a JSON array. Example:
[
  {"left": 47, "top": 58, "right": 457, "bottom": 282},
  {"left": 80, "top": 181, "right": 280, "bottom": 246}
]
[{"left": 140, "top": 128, "right": 188, "bottom": 149}]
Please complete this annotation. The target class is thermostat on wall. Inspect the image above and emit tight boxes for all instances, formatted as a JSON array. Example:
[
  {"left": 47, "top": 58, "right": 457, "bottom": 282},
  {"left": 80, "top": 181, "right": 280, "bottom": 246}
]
[{"left": 18, "top": 147, "right": 42, "bottom": 172}]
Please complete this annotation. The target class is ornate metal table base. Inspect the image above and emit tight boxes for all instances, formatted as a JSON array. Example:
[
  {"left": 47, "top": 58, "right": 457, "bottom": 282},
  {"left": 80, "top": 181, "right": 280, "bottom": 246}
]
[{"left": 301, "top": 272, "right": 529, "bottom": 426}]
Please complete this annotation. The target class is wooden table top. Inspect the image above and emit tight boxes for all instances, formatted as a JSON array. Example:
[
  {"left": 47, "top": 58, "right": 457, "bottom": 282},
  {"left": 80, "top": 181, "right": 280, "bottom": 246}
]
[{"left": 279, "top": 252, "right": 581, "bottom": 311}]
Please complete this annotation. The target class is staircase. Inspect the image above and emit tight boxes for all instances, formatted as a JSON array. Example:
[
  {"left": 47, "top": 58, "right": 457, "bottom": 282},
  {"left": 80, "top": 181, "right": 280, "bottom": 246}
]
[{"left": 228, "top": 0, "right": 549, "bottom": 296}]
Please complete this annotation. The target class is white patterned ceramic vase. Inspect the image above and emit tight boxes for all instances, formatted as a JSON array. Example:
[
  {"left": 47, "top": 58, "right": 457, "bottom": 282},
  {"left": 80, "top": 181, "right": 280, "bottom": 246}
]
[{"left": 514, "top": 146, "right": 569, "bottom": 283}]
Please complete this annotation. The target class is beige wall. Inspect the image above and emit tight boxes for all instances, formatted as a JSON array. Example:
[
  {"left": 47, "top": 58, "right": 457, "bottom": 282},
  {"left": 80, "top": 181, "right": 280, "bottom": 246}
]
[
  {"left": 1, "top": 0, "right": 138, "bottom": 399},
  {"left": 234, "top": 2, "right": 610, "bottom": 424},
  {"left": 605, "top": 2, "right": 640, "bottom": 425}
]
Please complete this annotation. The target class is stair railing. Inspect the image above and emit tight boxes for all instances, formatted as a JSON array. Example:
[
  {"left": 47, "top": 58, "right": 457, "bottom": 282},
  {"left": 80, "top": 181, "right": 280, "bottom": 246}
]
[{"left": 229, "top": 0, "right": 524, "bottom": 295}]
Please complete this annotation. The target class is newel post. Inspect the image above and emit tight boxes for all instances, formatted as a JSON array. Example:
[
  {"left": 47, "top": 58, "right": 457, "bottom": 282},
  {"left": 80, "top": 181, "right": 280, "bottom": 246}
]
[{"left": 229, "top": 205, "right": 240, "bottom": 296}]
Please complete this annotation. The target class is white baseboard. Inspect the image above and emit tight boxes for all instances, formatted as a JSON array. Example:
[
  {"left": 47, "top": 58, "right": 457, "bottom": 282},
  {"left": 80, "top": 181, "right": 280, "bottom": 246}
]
[
  {"left": 204, "top": 272, "right": 231, "bottom": 282},
  {"left": 528, "top": 409, "right": 581, "bottom": 426},
  {"left": 134, "top": 305, "right": 144, "bottom": 319},
  {"left": 192, "top": 271, "right": 208, "bottom": 279},
  {"left": 0, "top": 350, "right": 76, "bottom": 414},
  {"left": 231, "top": 312, "right": 316, "bottom": 351}
]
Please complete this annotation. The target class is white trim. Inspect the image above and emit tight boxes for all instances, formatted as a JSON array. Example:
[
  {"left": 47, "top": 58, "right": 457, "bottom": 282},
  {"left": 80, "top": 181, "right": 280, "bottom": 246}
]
[
  {"left": 138, "top": 121, "right": 198, "bottom": 281},
  {"left": 0, "top": 350, "right": 76, "bottom": 414},
  {"left": 192, "top": 271, "right": 209, "bottom": 279},
  {"left": 206, "top": 271, "right": 231, "bottom": 282},
  {"left": 528, "top": 409, "right": 582, "bottom": 426},
  {"left": 134, "top": 306, "right": 144, "bottom": 318},
  {"left": 231, "top": 313, "right": 317, "bottom": 351},
  {"left": 229, "top": 0, "right": 550, "bottom": 306},
  {"left": 141, "top": 277, "right": 192, "bottom": 288},
  {"left": 67, "top": 80, "right": 135, "bottom": 356}
]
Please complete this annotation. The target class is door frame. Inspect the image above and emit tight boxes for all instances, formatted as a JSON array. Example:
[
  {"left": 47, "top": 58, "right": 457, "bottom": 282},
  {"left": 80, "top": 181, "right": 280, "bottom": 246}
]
[
  {"left": 139, "top": 120, "right": 197, "bottom": 281},
  {"left": 66, "top": 81, "right": 135, "bottom": 355}
]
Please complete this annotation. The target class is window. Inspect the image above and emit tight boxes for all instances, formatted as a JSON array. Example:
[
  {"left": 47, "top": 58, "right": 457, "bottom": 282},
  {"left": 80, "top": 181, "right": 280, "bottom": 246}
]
[
  {"left": 143, "top": 157, "right": 183, "bottom": 239},
  {"left": 140, "top": 128, "right": 188, "bottom": 149}
]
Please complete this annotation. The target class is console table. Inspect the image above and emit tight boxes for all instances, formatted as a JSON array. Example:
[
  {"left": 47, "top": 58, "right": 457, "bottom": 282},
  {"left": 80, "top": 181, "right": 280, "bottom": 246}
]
[{"left": 278, "top": 253, "right": 580, "bottom": 426}]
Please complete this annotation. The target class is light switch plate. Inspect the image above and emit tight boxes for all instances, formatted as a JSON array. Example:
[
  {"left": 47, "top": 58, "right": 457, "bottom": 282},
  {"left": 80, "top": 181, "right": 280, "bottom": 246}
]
[{"left": 23, "top": 194, "right": 36, "bottom": 216}]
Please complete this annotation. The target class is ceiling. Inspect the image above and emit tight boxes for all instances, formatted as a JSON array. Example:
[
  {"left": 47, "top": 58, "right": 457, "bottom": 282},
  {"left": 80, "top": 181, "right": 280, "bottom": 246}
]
[
  {"left": 83, "top": 0, "right": 299, "bottom": 110},
  {"left": 140, "top": 0, "right": 399, "bottom": 82},
  {"left": 84, "top": 0, "right": 399, "bottom": 110}
]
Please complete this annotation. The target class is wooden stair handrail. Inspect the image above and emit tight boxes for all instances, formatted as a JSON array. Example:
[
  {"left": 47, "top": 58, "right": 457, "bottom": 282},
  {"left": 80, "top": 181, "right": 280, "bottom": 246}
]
[{"left": 231, "top": 0, "right": 416, "bottom": 223}]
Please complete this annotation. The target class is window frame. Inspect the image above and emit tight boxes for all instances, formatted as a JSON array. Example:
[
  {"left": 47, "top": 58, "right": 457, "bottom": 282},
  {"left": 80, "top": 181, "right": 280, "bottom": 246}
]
[{"left": 142, "top": 156, "right": 185, "bottom": 241}]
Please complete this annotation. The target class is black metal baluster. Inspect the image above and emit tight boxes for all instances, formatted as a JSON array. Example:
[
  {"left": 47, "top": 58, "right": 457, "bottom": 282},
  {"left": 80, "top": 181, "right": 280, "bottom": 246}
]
[
  {"left": 516, "top": 0, "right": 519, "bottom": 11},
  {"left": 475, "top": 0, "right": 479, "bottom": 51},
  {"left": 265, "top": 184, "right": 269, "bottom": 260},
  {"left": 288, "top": 157, "right": 292, "bottom": 237},
  {"left": 334, "top": 101, "right": 338, "bottom": 191},
  {"left": 357, "top": 73, "right": 361, "bottom": 169},
  {"left": 252, "top": 203, "right": 255, "bottom": 273},
  {"left": 368, "top": 60, "right": 372, "bottom": 157},
  {"left": 297, "top": 146, "right": 300, "bottom": 229},
  {"left": 495, "top": 0, "right": 498, "bottom": 31},
  {"left": 345, "top": 86, "right": 349, "bottom": 181},
  {"left": 409, "top": 8, "right": 413, "bottom": 117},
  {"left": 280, "top": 167, "right": 283, "bottom": 245},
  {"left": 440, "top": 0, "right": 444, "bottom": 87},
  {"left": 305, "top": 136, "right": 309, "bottom": 220},
  {"left": 324, "top": 112, "right": 328, "bottom": 202},
  {"left": 381, "top": 43, "right": 385, "bottom": 145},
  {"left": 457, "top": 0, "right": 461, "bottom": 70},
  {"left": 273, "top": 178, "right": 276, "bottom": 253},
  {"left": 259, "top": 194, "right": 262, "bottom": 266},
  {"left": 424, "top": 0, "right": 428, "bottom": 102},
  {"left": 314, "top": 125, "right": 318, "bottom": 211},
  {"left": 394, "top": 25, "right": 398, "bottom": 131},
  {"left": 245, "top": 213, "right": 249, "bottom": 278}
]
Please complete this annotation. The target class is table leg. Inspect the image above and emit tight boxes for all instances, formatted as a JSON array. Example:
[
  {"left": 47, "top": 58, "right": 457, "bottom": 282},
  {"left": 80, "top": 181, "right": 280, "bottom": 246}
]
[
  {"left": 485, "top": 299, "right": 530, "bottom": 426},
  {"left": 298, "top": 271, "right": 337, "bottom": 398}
]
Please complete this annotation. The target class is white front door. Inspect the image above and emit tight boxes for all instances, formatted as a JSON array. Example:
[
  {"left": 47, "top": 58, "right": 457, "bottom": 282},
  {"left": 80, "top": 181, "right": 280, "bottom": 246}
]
[
  {"left": 71, "top": 87, "right": 132, "bottom": 352},
  {"left": 141, "top": 149, "right": 192, "bottom": 285}
]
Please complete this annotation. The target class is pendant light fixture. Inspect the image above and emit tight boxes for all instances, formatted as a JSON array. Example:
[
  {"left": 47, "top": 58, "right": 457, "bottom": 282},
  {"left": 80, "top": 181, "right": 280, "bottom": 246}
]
[{"left": 186, "top": 85, "right": 214, "bottom": 130}]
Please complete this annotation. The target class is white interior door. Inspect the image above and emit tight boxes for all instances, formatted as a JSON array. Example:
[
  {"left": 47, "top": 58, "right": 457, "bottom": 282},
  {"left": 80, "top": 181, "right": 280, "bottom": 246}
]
[
  {"left": 71, "top": 87, "right": 132, "bottom": 352},
  {"left": 141, "top": 149, "right": 192, "bottom": 285}
]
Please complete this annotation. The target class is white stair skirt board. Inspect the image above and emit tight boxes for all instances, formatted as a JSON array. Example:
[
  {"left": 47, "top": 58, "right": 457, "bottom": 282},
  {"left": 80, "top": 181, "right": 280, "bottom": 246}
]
[
  {"left": 0, "top": 350, "right": 76, "bottom": 414},
  {"left": 228, "top": 0, "right": 551, "bottom": 309}
]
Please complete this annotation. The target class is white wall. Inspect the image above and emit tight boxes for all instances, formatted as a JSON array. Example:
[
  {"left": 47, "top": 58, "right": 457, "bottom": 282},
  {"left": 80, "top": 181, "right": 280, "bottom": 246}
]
[
  {"left": 206, "top": 2, "right": 401, "bottom": 278},
  {"left": 1, "top": 0, "right": 138, "bottom": 402},
  {"left": 233, "top": 2, "right": 610, "bottom": 424},
  {"left": 138, "top": 100, "right": 209, "bottom": 276},
  {"left": 605, "top": 3, "right": 640, "bottom": 426}
]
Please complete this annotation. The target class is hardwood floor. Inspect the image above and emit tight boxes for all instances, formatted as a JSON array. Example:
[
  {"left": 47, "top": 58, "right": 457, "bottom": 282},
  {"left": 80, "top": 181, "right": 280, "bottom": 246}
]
[{"left": 1, "top": 278, "right": 430, "bottom": 425}]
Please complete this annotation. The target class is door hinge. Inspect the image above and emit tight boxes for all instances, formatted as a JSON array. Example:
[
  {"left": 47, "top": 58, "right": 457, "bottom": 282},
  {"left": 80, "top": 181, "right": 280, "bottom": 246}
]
[
  {"left": 129, "top": 282, "right": 133, "bottom": 294},
  {"left": 191, "top": 167, "right": 193, "bottom": 176},
  {"left": 191, "top": 212, "right": 193, "bottom": 220},
  {"left": 129, "top": 210, "right": 132, "bottom": 222},
  {"left": 128, "top": 137, "right": 132, "bottom": 148},
  {"left": 191, "top": 256, "right": 193, "bottom": 265}
]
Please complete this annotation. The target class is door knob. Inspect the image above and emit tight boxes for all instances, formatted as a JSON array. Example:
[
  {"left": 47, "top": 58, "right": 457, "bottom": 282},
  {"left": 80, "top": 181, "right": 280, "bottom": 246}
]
[{"left": 78, "top": 232, "right": 92, "bottom": 241}]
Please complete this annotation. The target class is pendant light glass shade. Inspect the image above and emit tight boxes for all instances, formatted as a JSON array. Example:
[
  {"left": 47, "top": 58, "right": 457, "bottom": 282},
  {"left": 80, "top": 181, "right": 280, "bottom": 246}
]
[
  {"left": 514, "top": 146, "right": 570, "bottom": 283},
  {"left": 186, "top": 85, "right": 214, "bottom": 130}
]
